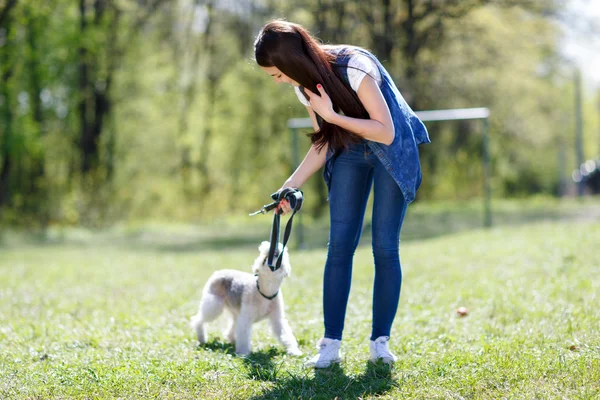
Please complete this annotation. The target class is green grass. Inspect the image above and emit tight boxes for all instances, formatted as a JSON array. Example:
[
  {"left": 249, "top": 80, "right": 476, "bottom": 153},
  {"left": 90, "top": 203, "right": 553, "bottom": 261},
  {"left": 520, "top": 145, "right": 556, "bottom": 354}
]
[{"left": 1, "top": 198, "right": 600, "bottom": 399}]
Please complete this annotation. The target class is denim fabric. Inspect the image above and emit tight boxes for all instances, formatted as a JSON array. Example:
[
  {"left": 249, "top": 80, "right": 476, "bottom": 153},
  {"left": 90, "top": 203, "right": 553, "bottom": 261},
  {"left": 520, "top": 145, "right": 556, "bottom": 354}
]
[
  {"left": 323, "top": 47, "right": 431, "bottom": 203},
  {"left": 323, "top": 141, "right": 408, "bottom": 341}
]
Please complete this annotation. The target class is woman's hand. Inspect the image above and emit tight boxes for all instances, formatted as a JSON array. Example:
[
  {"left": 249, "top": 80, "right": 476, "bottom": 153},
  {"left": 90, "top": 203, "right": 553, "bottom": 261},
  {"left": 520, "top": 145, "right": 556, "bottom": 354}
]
[
  {"left": 276, "top": 199, "right": 291, "bottom": 215},
  {"left": 274, "top": 181, "right": 297, "bottom": 215},
  {"left": 306, "top": 84, "right": 337, "bottom": 123}
]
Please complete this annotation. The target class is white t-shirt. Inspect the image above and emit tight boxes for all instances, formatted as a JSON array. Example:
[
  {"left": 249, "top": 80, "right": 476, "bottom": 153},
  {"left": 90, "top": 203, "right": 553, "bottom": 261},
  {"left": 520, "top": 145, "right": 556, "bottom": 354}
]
[{"left": 293, "top": 53, "right": 382, "bottom": 107}]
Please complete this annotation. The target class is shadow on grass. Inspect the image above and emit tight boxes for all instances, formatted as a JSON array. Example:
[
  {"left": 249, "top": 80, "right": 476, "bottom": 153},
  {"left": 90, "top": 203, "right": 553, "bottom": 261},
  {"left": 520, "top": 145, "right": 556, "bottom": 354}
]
[
  {"left": 197, "top": 339, "right": 396, "bottom": 398},
  {"left": 242, "top": 347, "right": 287, "bottom": 382},
  {"left": 249, "top": 362, "right": 397, "bottom": 400},
  {"left": 197, "top": 338, "right": 236, "bottom": 355},
  {"left": 197, "top": 338, "right": 286, "bottom": 382}
]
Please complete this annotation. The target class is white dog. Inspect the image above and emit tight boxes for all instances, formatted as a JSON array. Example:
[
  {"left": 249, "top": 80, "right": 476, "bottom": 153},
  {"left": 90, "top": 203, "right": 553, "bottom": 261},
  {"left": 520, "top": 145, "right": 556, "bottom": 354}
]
[{"left": 190, "top": 241, "right": 302, "bottom": 356}]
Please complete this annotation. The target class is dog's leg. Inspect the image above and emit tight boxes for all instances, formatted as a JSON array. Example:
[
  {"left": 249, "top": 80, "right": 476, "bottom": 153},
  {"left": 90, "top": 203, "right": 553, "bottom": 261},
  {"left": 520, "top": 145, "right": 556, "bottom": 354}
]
[
  {"left": 224, "top": 315, "right": 236, "bottom": 344},
  {"left": 234, "top": 310, "right": 253, "bottom": 356},
  {"left": 190, "top": 293, "right": 224, "bottom": 344},
  {"left": 269, "top": 304, "right": 302, "bottom": 356}
]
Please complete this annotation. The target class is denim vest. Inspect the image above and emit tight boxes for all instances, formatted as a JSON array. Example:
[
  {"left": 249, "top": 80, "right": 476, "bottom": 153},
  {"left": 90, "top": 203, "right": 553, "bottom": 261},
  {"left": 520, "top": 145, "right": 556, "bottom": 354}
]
[{"left": 323, "top": 47, "right": 431, "bottom": 203}]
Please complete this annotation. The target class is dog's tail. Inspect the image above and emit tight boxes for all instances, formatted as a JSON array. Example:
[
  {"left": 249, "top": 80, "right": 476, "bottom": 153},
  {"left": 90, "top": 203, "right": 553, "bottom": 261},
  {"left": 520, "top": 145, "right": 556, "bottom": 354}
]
[{"left": 190, "top": 314, "right": 206, "bottom": 343}]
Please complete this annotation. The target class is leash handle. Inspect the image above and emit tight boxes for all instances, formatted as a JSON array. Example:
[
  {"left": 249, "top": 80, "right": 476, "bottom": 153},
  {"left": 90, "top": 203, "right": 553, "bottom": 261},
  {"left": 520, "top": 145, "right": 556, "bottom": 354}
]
[
  {"left": 249, "top": 200, "right": 278, "bottom": 216},
  {"left": 267, "top": 188, "right": 303, "bottom": 270}
]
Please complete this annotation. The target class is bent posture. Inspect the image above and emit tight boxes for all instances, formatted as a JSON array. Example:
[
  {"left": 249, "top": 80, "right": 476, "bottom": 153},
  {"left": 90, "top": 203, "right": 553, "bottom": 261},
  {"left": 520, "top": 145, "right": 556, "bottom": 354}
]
[{"left": 254, "top": 20, "right": 430, "bottom": 367}]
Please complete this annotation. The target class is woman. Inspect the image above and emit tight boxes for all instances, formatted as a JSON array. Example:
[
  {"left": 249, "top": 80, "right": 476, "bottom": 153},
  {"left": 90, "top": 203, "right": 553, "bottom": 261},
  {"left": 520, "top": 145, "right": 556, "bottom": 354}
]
[{"left": 254, "top": 20, "right": 430, "bottom": 368}]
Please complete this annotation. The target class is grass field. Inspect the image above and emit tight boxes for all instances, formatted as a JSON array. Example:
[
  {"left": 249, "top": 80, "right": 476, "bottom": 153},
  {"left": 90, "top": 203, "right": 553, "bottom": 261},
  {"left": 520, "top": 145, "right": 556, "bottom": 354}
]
[{"left": 1, "top": 198, "right": 599, "bottom": 399}]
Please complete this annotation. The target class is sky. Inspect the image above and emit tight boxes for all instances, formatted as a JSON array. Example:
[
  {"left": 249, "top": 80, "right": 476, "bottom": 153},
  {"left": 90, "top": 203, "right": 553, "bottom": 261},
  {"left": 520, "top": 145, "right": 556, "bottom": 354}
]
[{"left": 561, "top": 0, "right": 600, "bottom": 88}]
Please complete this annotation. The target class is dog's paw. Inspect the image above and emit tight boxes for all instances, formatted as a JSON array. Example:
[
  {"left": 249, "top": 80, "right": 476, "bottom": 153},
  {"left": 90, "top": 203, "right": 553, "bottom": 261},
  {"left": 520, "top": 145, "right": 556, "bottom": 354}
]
[
  {"left": 223, "top": 331, "right": 235, "bottom": 344},
  {"left": 235, "top": 348, "right": 251, "bottom": 356},
  {"left": 225, "top": 336, "right": 235, "bottom": 344},
  {"left": 286, "top": 347, "right": 303, "bottom": 357}
]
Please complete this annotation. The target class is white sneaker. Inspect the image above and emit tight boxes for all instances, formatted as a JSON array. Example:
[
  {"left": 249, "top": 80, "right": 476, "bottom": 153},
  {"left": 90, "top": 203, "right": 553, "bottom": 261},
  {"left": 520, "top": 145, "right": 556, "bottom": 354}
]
[
  {"left": 305, "top": 338, "right": 342, "bottom": 368},
  {"left": 369, "top": 336, "right": 397, "bottom": 365}
]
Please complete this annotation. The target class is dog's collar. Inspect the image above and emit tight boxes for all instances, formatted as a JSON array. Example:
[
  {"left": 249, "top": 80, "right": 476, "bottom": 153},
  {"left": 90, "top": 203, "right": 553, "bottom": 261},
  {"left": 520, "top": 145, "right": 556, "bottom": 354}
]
[{"left": 255, "top": 275, "right": 278, "bottom": 300}]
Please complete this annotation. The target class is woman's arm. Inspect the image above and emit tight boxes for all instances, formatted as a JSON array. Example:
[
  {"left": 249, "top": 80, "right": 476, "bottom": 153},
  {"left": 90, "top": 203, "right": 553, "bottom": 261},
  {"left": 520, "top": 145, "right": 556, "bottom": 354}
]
[
  {"left": 305, "top": 77, "right": 395, "bottom": 145},
  {"left": 283, "top": 142, "right": 327, "bottom": 189},
  {"left": 306, "top": 105, "right": 321, "bottom": 132},
  {"left": 277, "top": 106, "right": 327, "bottom": 213},
  {"left": 283, "top": 106, "right": 327, "bottom": 188}
]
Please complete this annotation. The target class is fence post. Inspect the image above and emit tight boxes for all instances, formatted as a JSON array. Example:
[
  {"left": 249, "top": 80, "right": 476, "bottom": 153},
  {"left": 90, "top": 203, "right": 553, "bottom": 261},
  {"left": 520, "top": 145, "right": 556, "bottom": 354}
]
[
  {"left": 291, "top": 128, "right": 304, "bottom": 248},
  {"left": 483, "top": 118, "right": 492, "bottom": 228},
  {"left": 574, "top": 69, "right": 584, "bottom": 197}
]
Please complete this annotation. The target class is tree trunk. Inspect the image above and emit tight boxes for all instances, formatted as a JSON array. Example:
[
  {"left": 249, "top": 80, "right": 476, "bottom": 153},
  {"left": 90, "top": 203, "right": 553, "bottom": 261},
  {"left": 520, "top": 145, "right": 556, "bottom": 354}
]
[
  {"left": 24, "top": 5, "right": 50, "bottom": 223},
  {"left": 91, "top": 0, "right": 112, "bottom": 176},
  {"left": 0, "top": 8, "right": 15, "bottom": 207},
  {"left": 197, "top": 76, "right": 216, "bottom": 197},
  {"left": 0, "top": 0, "right": 18, "bottom": 27},
  {"left": 176, "top": 8, "right": 205, "bottom": 192},
  {"left": 78, "top": 0, "right": 114, "bottom": 175},
  {"left": 315, "top": 0, "right": 327, "bottom": 37},
  {"left": 401, "top": 0, "right": 420, "bottom": 108},
  {"left": 78, "top": 0, "right": 95, "bottom": 173},
  {"left": 380, "top": 0, "right": 393, "bottom": 62},
  {"left": 0, "top": 83, "right": 13, "bottom": 207},
  {"left": 197, "top": 1, "right": 216, "bottom": 197},
  {"left": 104, "top": 6, "right": 121, "bottom": 182},
  {"left": 331, "top": 1, "right": 346, "bottom": 44}
]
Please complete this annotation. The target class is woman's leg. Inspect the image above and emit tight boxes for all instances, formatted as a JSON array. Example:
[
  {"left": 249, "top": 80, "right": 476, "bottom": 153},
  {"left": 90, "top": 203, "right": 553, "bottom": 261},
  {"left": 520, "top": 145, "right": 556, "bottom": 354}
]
[
  {"left": 323, "top": 145, "right": 373, "bottom": 340},
  {"left": 370, "top": 163, "right": 408, "bottom": 340}
]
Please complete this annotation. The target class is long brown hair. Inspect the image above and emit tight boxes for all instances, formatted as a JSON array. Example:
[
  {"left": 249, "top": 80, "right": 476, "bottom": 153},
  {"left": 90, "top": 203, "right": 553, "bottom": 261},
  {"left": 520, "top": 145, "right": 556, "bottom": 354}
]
[{"left": 254, "top": 20, "right": 369, "bottom": 152}]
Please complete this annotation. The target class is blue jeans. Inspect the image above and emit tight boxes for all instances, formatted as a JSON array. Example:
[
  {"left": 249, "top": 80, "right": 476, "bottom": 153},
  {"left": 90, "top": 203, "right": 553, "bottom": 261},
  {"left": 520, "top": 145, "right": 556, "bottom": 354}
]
[{"left": 324, "top": 141, "right": 408, "bottom": 341}]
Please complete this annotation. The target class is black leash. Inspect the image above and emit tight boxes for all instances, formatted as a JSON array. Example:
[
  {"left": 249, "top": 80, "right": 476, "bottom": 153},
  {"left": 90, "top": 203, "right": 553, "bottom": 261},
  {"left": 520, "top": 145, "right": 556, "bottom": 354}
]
[{"left": 249, "top": 188, "right": 304, "bottom": 272}]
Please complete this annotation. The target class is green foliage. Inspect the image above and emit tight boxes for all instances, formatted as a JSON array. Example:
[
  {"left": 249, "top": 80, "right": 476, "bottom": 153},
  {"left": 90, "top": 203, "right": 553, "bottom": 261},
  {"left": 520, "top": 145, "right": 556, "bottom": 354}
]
[
  {"left": 417, "top": 5, "right": 567, "bottom": 198},
  {"left": 0, "top": 0, "right": 598, "bottom": 226}
]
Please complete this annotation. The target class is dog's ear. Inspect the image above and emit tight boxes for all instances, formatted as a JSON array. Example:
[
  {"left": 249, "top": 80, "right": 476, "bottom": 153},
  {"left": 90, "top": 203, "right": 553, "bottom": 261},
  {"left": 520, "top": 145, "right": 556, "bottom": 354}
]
[
  {"left": 282, "top": 250, "right": 291, "bottom": 277},
  {"left": 252, "top": 259, "right": 261, "bottom": 274},
  {"left": 259, "top": 241, "right": 271, "bottom": 254}
]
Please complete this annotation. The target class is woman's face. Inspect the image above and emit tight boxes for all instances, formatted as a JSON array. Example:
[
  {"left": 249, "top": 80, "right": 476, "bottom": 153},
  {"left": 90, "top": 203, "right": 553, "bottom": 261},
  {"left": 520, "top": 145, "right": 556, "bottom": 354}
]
[{"left": 261, "top": 66, "right": 299, "bottom": 87}]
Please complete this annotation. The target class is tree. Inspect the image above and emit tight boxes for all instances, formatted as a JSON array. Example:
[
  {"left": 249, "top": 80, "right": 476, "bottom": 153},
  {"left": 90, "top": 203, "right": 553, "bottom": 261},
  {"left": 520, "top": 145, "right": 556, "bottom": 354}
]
[{"left": 0, "top": 0, "right": 19, "bottom": 208}]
